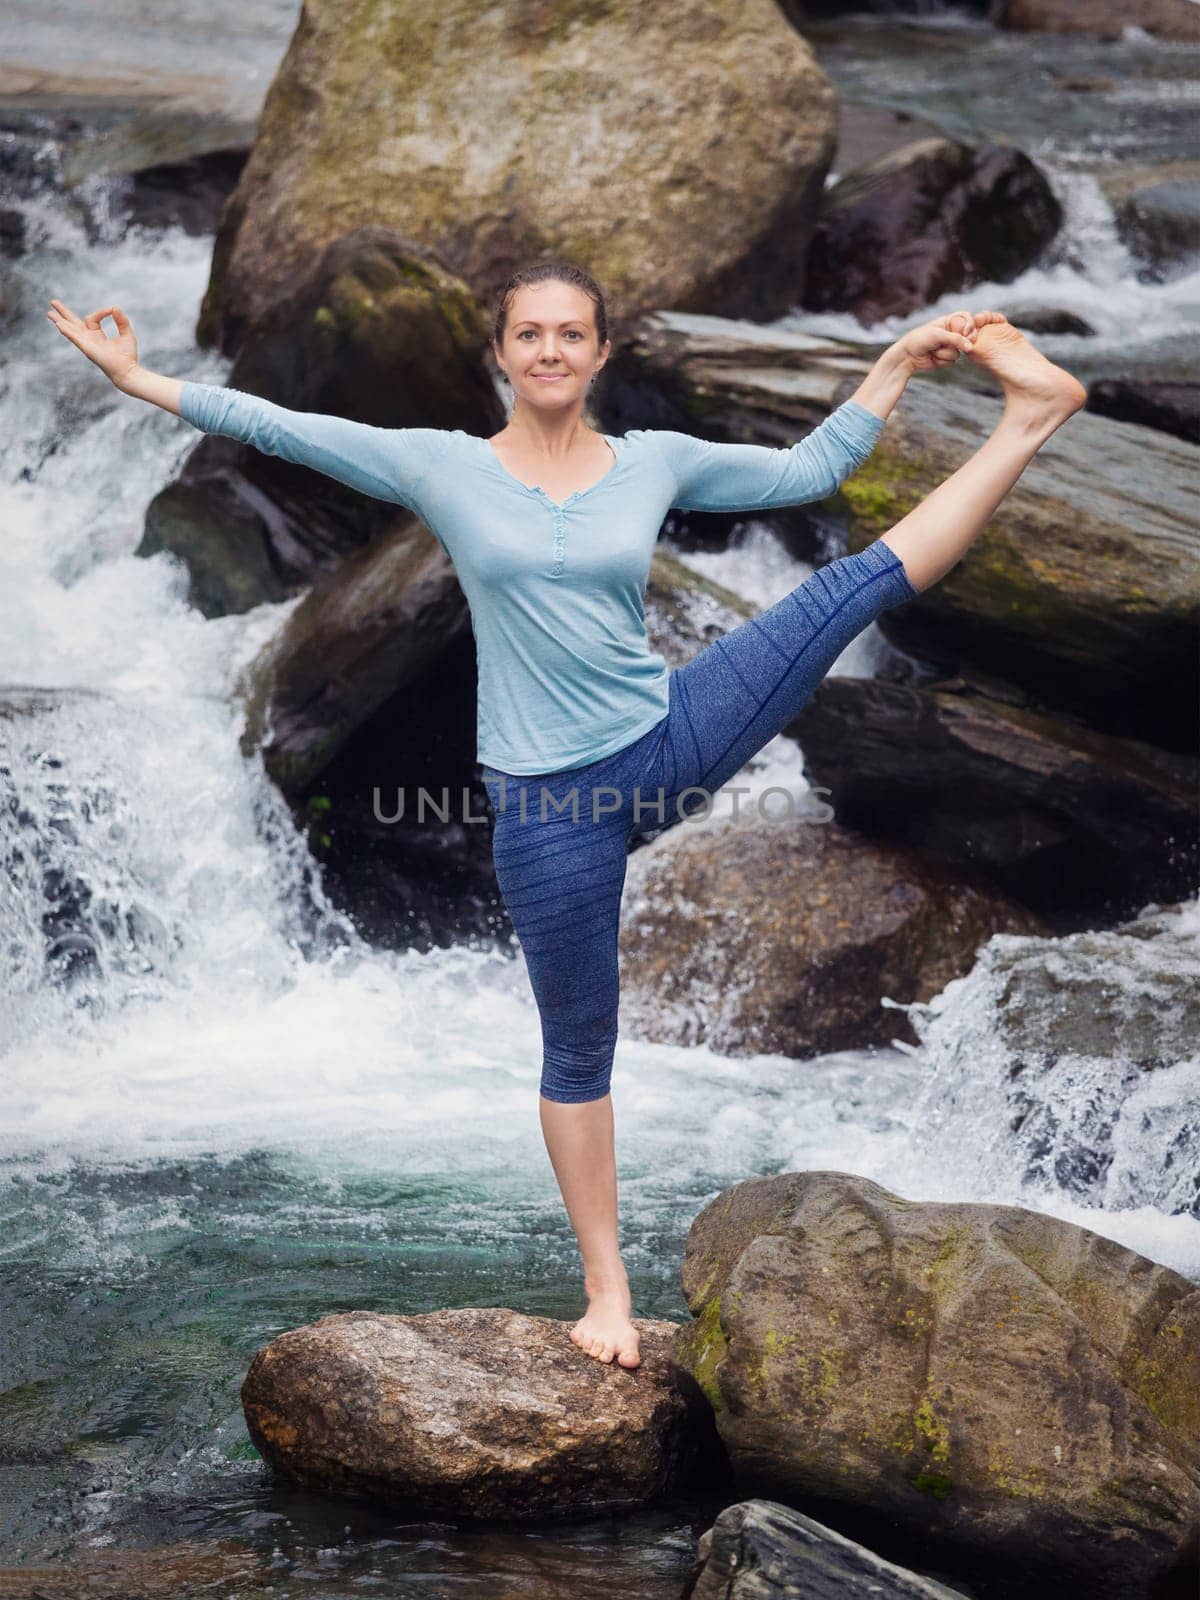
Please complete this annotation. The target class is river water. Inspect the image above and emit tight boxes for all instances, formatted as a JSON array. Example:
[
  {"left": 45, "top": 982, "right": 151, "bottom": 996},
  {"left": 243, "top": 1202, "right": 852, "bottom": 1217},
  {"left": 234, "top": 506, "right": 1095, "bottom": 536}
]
[{"left": 1, "top": 7, "right": 1197, "bottom": 1597}]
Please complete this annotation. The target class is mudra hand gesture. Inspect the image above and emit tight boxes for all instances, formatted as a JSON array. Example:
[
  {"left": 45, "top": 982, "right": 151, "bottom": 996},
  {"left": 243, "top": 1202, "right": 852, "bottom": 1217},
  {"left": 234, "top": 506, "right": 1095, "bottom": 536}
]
[
  {"left": 896, "top": 308, "right": 1009, "bottom": 370},
  {"left": 46, "top": 300, "right": 139, "bottom": 389}
]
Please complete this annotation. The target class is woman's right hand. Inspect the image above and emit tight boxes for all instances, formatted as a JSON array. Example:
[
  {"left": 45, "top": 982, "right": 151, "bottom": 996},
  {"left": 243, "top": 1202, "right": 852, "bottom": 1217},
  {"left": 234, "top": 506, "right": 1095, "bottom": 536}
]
[{"left": 46, "top": 300, "right": 140, "bottom": 388}]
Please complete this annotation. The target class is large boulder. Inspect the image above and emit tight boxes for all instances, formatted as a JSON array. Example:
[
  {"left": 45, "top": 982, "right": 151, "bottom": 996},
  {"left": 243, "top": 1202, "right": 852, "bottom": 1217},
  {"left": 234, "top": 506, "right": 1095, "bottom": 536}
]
[
  {"left": 673, "top": 1171, "right": 1200, "bottom": 1599},
  {"left": 684, "top": 1499, "right": 972, "bottom": 1600},
  {"left": 240, "top": 1308, "right": 722, "bottom": 1519},
  {"left": 141, "top": 229, "right": 502, "bottom": 618},
  {"left": 790, "top": 671, "right": 1200, "bottom": 928},
  {"left": 802, "top": 137, "right": 1062, "bottom": 323},
  {"left": 618, "top": 805, "right": 1042, "bottom": 1059},
  {"left": 198, "top": 0, "right": 839, "bottom": 355},
  {"left": 1000, "top": 0, "right": 1200, "bottom": 41}
]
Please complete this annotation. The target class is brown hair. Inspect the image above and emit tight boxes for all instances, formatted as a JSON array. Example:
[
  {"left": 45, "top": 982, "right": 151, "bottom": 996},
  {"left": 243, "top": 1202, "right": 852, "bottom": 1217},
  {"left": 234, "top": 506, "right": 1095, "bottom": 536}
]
[{"left": 491, "top": 259, "right": 609, "bottom": 351}]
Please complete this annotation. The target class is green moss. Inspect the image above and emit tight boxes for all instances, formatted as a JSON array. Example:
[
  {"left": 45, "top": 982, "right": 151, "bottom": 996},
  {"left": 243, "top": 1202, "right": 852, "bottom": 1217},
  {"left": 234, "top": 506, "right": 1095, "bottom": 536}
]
[
  {"left": 839, "top": 450, "right": 932, "bottom": 536},
  {"left": 1125, "top": 1343, "right": 1200, "bottom": 1437},
  {"left": 914, "top": 1392, "right": 951, "bottom": 1462},
  {"left": 684, "top": 1294, "right": 729, "bottom": 1415},
  {"left": 912, "top": 1467, "right": 954, "bottom": 1499}
]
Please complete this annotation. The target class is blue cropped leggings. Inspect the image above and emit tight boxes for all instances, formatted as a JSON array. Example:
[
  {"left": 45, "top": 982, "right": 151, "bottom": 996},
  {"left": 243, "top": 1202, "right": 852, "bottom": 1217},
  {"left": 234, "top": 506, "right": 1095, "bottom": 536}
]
[{"left": 480, "top": 536, "right": 918, "bottom": 1103}]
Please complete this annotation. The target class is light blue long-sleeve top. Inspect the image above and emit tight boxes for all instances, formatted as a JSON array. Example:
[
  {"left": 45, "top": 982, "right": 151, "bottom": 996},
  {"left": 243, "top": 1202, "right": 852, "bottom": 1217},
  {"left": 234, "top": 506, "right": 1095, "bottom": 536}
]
[{"left": 178, "top": 382, "right": 886, "bottom": 775}]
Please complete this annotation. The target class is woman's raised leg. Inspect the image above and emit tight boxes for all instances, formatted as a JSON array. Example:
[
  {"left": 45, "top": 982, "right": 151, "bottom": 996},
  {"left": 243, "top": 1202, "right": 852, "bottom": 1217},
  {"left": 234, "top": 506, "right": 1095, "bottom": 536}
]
[
  {"left": 880, "top": 312, "right": 1086, "bottom": 591},
  {"left": 646, "top": 314, "right": 1086, "bottom": 808}
]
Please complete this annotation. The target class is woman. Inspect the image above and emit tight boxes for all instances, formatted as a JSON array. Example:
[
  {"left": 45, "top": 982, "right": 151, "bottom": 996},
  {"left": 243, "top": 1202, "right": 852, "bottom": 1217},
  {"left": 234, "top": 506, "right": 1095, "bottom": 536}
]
[{"left": 47, "top": 261, "right": 1086, "bottom": 1372}]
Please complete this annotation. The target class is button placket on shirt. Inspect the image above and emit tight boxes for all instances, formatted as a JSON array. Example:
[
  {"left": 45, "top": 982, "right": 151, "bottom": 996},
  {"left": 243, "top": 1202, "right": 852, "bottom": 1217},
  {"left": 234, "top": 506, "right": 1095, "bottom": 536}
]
[
  {"left": 550, "top": 503, "right": 568, "bottom": 578},
  {"left": 533, "top": 488, "right": 574, "bottom": 579}
]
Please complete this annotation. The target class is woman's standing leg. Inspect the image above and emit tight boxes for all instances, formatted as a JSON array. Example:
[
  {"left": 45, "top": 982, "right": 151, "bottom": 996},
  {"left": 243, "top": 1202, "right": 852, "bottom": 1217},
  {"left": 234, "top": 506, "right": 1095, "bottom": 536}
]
[{"left": 482, "top": 750, "right": 646, "bottom": 1368}]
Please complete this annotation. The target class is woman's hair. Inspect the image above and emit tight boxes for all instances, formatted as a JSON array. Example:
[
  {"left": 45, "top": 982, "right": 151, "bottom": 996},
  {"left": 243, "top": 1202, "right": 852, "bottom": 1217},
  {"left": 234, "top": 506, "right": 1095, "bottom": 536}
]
[{"left": 491, "top": 259, "right": 609, "bottom": 350}]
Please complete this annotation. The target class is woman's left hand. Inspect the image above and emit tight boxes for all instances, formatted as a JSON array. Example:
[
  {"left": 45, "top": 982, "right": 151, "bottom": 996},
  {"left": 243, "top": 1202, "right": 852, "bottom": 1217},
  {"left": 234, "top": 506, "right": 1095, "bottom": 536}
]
[{"left": 896, "top": 311, "right": 978, "bottom": 371}]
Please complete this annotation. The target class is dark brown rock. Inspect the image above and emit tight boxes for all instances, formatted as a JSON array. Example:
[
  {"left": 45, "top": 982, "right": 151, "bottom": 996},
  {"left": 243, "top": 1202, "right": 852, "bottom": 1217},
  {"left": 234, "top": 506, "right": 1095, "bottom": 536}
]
[
  {"left": 802, "top": 136, "right": 1062, "bottom": 323},
  {"left": 1006, "top": 305, "right": 1095, "bottom": 336},
  {"left": 1086, "top": 378, "right": 1199, "bottom": 445},
  {"left": 673, "top": 1170, "right": 1200, "bottom": 1599},
  {"left": 240, "top": 1307, "right": 721, "bottom": 1520},
  {"left": 829, "top": 102, "right": 956, "bottom": 182},
  {"left": 618, "top": 807, "right": 1042, "bottom": 1059},
  {"left": 237, "top": 517, "right": 471, "bottom": 794},
  {"left": 790, "top": 672, "right": 1200, "bottom": 928}
]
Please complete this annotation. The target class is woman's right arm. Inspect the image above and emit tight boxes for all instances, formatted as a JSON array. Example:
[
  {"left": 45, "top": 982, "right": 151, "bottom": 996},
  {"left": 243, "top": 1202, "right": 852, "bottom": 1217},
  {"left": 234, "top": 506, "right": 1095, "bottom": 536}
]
[{"left": 46, "top": 299, "right": 440, "bottom": 510}]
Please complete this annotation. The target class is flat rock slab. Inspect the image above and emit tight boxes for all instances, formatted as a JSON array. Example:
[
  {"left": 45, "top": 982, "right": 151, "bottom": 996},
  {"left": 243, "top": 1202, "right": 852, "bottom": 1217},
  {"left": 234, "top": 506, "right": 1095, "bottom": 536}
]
[{"left": 242, "top": 1307, "right": 719, "bottom": 1520}]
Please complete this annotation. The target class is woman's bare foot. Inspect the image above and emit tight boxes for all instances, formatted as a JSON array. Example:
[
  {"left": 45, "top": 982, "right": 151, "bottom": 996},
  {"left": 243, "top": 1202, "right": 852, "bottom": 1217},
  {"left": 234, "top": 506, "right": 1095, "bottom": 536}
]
[
  {"left": 570, "top": 1283, "right": 642, "bottom": 1368},
  {"left": 966, "top": 310, "right": 1087, "bottom": 425}
]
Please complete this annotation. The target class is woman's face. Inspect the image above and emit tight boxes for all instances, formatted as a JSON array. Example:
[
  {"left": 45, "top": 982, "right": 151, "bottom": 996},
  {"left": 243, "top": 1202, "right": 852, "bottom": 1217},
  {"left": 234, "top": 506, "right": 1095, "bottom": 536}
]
[{"left": 494, "top": 281, "right": 610, "bottom": 412}]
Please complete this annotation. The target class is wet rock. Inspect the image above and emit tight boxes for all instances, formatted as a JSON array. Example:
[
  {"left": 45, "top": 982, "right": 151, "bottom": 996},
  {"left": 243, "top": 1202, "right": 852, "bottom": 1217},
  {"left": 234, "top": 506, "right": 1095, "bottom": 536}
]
[
  {"left": 198, "top": 0, "right": 839, "bottom": 355},
  {"left": 1049, "top": 73, "right": 1116, "bottom": 94},
  {"left": 1115, "top": 180, "right": 1200, "bottom": 283},
  {"left": 0, "top": 204, "right": 27, "bottom": 259},
  {"left": 1086, "top": 377, "right": 1199, "bottom": 445},
  {"left": 121, "top": 148, "right": 248, "bottom": 236},
  {"left": 236, "top": 518, "right": 471, "bottom": 794},
  {"left": 140, "top": 227, "right": 501, "bottom": 618},
  {"left": 802, "top": 136, "right": 1062, "bottom": 323},
  {"left": 618, "top": 805, "right": 1042, "bottom": 1059},
  {"left": 683, "top": 1499, "right": 973, "bottom": 1600},
  {"left": 241, "top": 1308, "right": 722, "bottom": 1520},
  {"left": 672, "top": 1170, "right": 1200, "bottom": 1599},
  {"left": 790, "top": 671, "right": 1200, "bottom": 928},
  {"left": 1006, "top": 305, "right": 1095, "bottom": 336},
  {"left": 1000, "top": 0, "right": 1200, "bottom": 42},
  {"left": 57, "top": 104, "right": 255, "bottom": 189}
]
